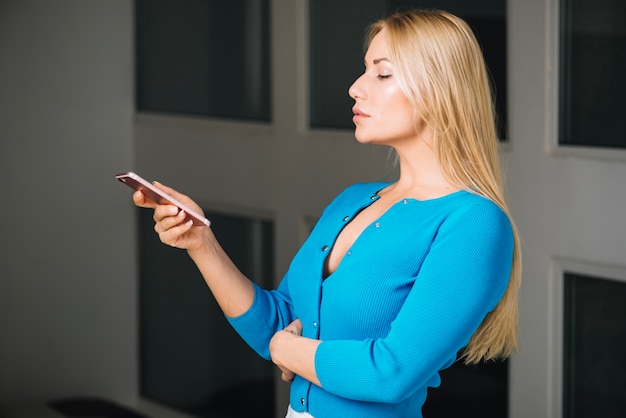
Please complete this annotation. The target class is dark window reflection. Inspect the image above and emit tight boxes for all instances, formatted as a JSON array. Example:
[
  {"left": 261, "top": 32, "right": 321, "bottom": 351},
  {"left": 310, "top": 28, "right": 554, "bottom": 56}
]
[
  {"left": 135, "top": 0, "right": 271, "bottom": 121},
  {"left": 139, "top": 209, "right": 275, "bottom": 418},
  {"left": 559, "top": 0, "right": 626, "bottom": 148},
  {"left": 563, "top": 272, "right": 626, "bottom": 418}
]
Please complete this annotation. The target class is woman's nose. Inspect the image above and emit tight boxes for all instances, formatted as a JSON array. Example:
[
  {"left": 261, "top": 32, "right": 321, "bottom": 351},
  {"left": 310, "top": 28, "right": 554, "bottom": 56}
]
[{"left": 349, "top": 74, "right": 365, "bottom": 99}]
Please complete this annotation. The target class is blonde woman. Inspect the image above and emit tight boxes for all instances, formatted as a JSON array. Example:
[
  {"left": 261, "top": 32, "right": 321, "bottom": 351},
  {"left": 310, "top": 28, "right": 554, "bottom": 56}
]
[{"left": 134, "top": 8, "right": 521, "bottom": 418}]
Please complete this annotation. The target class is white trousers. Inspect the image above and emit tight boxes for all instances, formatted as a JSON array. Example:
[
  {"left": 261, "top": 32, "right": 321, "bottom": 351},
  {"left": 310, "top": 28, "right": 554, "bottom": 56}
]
[{"left": 285, "top": 405, "right": 314, "bottom": 418}]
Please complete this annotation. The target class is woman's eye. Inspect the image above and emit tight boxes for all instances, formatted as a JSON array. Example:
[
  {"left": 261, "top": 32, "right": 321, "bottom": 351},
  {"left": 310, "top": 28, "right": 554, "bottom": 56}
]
[{"left": 378, "top": 74, "right": 392, "bottom": 79}]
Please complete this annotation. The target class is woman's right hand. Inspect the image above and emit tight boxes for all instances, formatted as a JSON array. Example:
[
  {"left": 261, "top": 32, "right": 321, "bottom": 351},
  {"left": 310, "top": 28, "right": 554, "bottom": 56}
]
[
  {"left": 132, "top": 181, "right": 211, "bottom": 252},
  {"left": 133, "top": 181, "right": 256, "bottom": 318}
]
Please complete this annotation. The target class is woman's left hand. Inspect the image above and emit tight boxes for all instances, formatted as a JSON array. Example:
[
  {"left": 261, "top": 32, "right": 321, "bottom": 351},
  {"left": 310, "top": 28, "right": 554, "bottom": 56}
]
[{"left": 270, "top": 319, "right": 303, "bottom": 382}]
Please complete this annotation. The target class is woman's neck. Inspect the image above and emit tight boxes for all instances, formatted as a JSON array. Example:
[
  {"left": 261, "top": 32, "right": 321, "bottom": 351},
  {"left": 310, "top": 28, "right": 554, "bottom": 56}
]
[{"left": 387, "top": 136, "right": 459, "bottom": 200}]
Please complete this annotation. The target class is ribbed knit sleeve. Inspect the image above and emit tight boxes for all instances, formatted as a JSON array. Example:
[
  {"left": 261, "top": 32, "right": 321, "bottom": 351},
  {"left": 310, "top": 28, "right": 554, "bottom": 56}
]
[
  {"left": 227, "top": 276, "right": 296, "bottom": 360},
  {"left": 314, "top": 202, "right": 514, "bottom": 403}
]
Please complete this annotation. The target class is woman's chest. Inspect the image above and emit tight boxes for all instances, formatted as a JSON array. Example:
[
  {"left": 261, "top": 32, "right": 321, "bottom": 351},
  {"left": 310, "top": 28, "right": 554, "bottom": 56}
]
[{"left": 290, "top": 216, "right": 442, "bottom": 337}]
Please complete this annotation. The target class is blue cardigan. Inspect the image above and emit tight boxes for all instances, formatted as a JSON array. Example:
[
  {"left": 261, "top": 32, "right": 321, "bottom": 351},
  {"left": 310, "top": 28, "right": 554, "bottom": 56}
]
[{"left": 228, "top": 182, "right": 514, "bottom": 417}]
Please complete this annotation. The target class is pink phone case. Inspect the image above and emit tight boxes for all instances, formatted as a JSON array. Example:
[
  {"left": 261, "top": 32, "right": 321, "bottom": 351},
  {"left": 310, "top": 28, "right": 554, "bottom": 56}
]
[{"left": 116, "top": 171, "right": 211, "bottom": 227}]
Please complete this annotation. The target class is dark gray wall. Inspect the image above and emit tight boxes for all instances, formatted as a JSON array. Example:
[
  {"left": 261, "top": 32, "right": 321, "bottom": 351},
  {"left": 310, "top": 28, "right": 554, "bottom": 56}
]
[{"left": 0, "top": 0, "right": 136, "bottom": 408}]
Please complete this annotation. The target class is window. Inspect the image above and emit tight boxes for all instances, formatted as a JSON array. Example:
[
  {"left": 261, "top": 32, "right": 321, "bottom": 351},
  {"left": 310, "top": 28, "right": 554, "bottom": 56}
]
[
  {"left": 309, "top": 0, "right": 508, "bottom": 140},
  {"left": 559, "top": 0, "right": 626, "bottom": 148},
  {"left": 135, "top": 0, "right": 271, "bottom": 121},
  {"left": 139, "top": 209, "right": 275, "bottom": 417},
  {"left": 423, "top": 359, "right": 508, "bottom": 417},
  {"left": 563, "top": 272, "right": 626, "bottom": 418}
]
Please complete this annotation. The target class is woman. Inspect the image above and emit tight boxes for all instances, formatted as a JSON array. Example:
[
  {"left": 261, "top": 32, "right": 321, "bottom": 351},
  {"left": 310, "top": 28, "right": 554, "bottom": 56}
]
[{"left": 134, "top": 9, "right": 522, "bottom": 418}]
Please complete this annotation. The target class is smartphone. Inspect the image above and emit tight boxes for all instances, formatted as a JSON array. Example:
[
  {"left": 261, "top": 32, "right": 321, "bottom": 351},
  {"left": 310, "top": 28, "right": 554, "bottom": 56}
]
[{"left": 116, "top": 171, "right": 211, "bottom": 227}]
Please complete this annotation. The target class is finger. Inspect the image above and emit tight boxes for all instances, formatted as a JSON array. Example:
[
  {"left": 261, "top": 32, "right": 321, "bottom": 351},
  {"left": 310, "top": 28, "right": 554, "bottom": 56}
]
[
  {"left": 152, "top": 182, "right": 205, "bottom": 217},
  {"left": 281, "top": 371, "right": 295, "bottom": 382},
  {"left": 133, "top": 190, "right": 156, "bottom": 209},
  {"left": 152, "top": 181, "right": 191, "bottom": 203},
  {"left": 158, "top": 219, "right": 193, "bottom": 247},
  {"left": 285, "top": 320, "right": 303, "bottom": 335},
  {"left": 153, "top": 204, "right": 182, "bottom": 224},
  {"left": 154, "top": 208, "right": 186, "bottom": 234},
  {"left": 294, "top": 320, "right": 303, "bottom": 333}
]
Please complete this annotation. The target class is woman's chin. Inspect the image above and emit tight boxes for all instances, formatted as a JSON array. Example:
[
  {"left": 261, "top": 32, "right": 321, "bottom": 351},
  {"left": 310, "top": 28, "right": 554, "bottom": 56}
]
[
  {"left": 354, "top": 135, "right": 381, "bottom": 145},
  {"left": 353, "top": 131, "right": 373, "bottom": 144}
]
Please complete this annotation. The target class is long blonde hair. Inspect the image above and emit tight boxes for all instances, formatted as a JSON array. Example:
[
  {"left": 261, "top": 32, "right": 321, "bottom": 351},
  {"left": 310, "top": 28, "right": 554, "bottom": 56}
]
[{"left": 367, "top": 9, "right": 522, "bottom": 364}]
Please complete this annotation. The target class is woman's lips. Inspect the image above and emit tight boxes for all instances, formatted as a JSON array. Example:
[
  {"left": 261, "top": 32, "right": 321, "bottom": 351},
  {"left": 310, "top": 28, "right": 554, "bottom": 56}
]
[{"left": 352, "top": 106, "right": 370, "bottom": 122}]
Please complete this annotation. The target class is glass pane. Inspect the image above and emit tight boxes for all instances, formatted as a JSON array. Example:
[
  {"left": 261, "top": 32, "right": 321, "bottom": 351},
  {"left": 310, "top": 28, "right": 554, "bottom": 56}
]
[
  {"left": 135, "top": 0, "right": 271, "bottom": 121},
  {"left": 309, "top": 0, "right": 508, "bottom": 140},
  {"left": 139, "top": 209, "right": 275, "bottom": 417},
  {"left": 559, "top": 0, "right": 626, "bottom": 148},
  {"left": 423, "top": 359, "right": 508, "bottom": 418},
  {"left": 563, "top": 272, "right": 626, "bottom": 418}
]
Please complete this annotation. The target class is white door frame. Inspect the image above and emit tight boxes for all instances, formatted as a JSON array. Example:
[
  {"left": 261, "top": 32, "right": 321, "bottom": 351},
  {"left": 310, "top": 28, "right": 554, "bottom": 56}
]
[{"left": 508, "top": 0, "right": 626, "bottom": 417}]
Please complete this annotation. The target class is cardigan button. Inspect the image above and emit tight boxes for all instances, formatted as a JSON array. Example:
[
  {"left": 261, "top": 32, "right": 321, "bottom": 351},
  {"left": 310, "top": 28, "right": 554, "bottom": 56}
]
[
  {"left": 321, "top": 245, "right": 329, "bottom": 252},
  {"left": 301, "top": 398, "right": 306, "bottom": 406}
]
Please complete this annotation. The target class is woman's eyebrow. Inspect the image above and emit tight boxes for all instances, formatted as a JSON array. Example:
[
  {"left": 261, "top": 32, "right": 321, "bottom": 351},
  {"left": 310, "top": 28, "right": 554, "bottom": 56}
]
[{"left": 364, "top": 57, "right": 390, "bottom": 67}]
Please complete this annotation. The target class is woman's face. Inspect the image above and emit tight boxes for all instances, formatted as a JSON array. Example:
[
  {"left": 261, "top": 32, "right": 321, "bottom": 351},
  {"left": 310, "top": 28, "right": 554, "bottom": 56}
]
[{"left": 349, "top": 28, "right": 417, "bottom": 146}]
